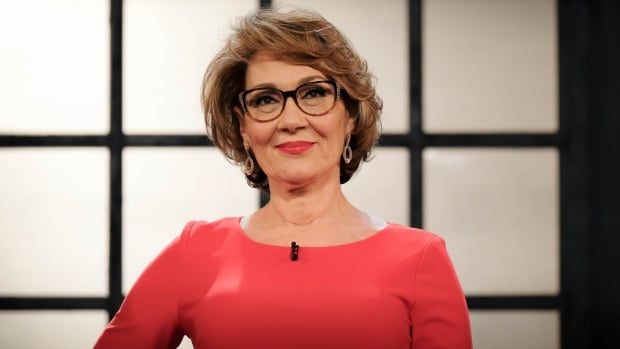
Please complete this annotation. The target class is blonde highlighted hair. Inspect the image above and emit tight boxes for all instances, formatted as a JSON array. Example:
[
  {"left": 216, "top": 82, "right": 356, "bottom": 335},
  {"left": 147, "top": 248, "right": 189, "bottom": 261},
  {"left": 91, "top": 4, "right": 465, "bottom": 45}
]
[{"left": 201, "top": 7, "right": 382, "bottom": 192}]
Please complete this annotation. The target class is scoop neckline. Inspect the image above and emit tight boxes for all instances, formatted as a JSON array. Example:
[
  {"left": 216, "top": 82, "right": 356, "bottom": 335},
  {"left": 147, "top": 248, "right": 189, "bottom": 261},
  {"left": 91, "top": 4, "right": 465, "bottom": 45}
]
[{"left": 234, "top": 216, "right": 392, "bottom": 249}]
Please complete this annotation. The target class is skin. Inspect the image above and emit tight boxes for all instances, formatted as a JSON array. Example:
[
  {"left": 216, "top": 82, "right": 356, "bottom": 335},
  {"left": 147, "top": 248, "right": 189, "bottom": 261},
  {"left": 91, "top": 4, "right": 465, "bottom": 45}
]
[{"left": 236, "top": 50, "right": 378, "bottom": 246}]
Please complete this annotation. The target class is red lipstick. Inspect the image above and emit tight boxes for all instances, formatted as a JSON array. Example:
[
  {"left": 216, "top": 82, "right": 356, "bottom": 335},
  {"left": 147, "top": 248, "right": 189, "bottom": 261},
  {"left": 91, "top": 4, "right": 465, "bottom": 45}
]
[{"left": 276, "top": 141, "right": 314, "bottom": 154}]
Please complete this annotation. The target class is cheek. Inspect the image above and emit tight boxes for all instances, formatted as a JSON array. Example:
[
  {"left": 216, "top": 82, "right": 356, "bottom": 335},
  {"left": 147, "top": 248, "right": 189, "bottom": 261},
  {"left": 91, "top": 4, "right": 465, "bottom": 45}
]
[
  {"left": 313, "top": 130, "right": 346, "bottom": 163},
  {"left": 246, "top": 125, "right": 276, "bottom": 145},
  {"left": 314, "top": 117, "right": 346, "bottom": 144}
]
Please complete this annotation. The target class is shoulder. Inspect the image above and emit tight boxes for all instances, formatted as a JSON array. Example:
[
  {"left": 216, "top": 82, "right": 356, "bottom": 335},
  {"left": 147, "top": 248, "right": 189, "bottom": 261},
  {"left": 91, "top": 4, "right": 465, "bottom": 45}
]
[
  {"left": 384, "top": 222, "right": 446, "bottom": 251},
  {"left": 370, "top": 222, "right": 449, "bottom": 265},
  {"left": 175, "top": 216, "right": 241, "bottom": 252},
  {"left": 183, "top": 216, "right": 240, "bottom": 236}
]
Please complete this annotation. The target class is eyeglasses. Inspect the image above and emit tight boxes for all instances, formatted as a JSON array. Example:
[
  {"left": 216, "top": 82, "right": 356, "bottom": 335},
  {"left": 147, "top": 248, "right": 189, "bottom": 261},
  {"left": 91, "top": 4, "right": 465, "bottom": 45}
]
[{"left": 238, "top": 80, "right": 341, "bottom": 122}]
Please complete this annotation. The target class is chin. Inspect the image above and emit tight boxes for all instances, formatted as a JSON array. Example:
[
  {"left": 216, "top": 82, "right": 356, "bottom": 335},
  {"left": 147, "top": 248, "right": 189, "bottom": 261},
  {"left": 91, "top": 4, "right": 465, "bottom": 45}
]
[
  {"left": 273, "top": 169, "right": 319, "bottom": 186},
  {"left": 282, "top": 173, "right": 316, "bottom": 185}
]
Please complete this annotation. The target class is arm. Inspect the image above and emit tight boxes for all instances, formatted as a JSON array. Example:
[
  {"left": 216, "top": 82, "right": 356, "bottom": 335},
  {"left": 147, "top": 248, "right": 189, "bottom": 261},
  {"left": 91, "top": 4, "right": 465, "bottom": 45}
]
[
  {"left": 410, "top": 234, "right": 472, "bottom": 349},
  {"left": 93, "top": 221, "right": 195, "bottom": 349}
]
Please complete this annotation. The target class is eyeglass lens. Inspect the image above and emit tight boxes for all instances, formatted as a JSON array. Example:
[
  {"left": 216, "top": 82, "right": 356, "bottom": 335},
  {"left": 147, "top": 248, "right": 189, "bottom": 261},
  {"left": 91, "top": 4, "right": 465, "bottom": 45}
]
[{"left": 244, "top": 81, "right": 336, "bottom": 120}]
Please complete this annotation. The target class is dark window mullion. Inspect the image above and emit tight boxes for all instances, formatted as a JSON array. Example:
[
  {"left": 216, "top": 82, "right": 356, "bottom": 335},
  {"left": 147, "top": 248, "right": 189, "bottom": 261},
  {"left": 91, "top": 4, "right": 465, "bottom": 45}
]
[
  {"left": 558, "top": 0, "right": 591, "bottom": 348},
  {"left": 0, "top": 135, "right": 107, "bottom": 147},
  {"left": 409, "top": 0, "right": 423, "bottom": 229},
  {"left": 107, "top": 0, "right": 123, "bottom": 321},
  {"left": 0, "top": 297, "right": 106, "bottom": 310},
  {"left": 467, "top": 295, "right": 560, "bottom": 310}
]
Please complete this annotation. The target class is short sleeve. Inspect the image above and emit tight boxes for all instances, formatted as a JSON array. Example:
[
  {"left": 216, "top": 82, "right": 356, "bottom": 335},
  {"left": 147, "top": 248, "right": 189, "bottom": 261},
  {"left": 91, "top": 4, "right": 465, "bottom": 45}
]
[
  {"left": 93, "top": 220, "right": 195, "bottom": 349},
  {"left": 410, "top": 234, "right": 472, "bottom": 349}
]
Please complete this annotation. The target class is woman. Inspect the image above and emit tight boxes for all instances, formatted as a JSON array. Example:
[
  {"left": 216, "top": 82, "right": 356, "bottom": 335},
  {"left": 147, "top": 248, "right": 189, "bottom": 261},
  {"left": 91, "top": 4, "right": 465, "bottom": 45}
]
[{"left": 94, "top": 7, "right": 472, "bottom": 349}]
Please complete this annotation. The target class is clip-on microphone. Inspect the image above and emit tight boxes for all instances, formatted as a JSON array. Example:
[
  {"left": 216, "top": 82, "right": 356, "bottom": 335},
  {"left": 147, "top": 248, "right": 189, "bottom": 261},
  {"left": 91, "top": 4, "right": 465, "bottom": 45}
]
[{"left": 290, "top": 241, "right": 299, "bottom": 261}]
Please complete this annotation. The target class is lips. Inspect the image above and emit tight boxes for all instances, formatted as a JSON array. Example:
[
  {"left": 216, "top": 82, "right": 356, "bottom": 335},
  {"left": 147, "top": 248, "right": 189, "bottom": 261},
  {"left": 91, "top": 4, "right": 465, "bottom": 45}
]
[{"left": 276, "top": 141, "right": 315, "bottom": 154}]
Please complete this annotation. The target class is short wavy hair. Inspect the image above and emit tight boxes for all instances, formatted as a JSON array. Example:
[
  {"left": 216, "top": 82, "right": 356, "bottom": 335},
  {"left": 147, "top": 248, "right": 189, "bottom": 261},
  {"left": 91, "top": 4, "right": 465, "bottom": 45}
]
[{"left": 201, "top": 7, "right": 382, "bottom": 192}]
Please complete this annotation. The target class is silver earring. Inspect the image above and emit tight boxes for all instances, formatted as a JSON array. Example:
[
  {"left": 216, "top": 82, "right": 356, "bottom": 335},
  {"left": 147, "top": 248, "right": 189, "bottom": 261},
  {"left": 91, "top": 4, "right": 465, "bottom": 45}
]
[
  {"left": 243, "top": 144, "right": 255, "bottom": 175},
  {"left": 343, "top": 134, "right": 352, "bottom": 164}
]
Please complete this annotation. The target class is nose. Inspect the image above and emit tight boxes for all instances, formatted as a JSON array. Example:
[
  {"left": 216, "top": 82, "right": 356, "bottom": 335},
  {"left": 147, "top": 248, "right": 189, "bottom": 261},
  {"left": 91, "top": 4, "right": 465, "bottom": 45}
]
[{"left": 277, "top": 95, "right": 308, "bottom": 132}]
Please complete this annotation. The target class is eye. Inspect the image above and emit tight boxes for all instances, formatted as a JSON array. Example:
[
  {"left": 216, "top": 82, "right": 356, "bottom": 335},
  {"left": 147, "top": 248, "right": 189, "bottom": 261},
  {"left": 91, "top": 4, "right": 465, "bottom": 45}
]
[
  {"left": 252, "top": 96, "right": 276, "bottom": 106},
  {"left": 248, "top": 90, "right": 281, "bottom": 107},
  {"left": 301, "top": 86, "right": 329, "bottom": 99}
]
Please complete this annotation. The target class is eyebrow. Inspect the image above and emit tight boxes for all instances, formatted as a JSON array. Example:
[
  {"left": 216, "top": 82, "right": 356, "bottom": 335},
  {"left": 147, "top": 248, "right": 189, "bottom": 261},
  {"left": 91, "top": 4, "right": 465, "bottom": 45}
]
[{"left": 247, "top": 75, "right": 327, "bottom": 90}]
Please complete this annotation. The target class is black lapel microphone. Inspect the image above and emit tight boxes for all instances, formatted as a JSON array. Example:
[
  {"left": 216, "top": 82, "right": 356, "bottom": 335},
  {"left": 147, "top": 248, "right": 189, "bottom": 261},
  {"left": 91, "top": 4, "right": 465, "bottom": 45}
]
[{"left": 290, "top": 241, "right": 299, "bottom": 261}]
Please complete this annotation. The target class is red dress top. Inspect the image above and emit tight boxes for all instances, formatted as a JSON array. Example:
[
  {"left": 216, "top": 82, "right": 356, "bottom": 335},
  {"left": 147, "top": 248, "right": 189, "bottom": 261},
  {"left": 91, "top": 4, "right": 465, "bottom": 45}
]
[{"left": 94, "top": 217, "right": 472, "bottom": 349}]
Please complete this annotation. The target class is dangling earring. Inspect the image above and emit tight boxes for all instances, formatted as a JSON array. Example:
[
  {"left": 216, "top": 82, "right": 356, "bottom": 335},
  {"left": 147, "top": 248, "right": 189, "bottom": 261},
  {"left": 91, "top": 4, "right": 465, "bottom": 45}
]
[
  {"left": 243, "top": 143, "right": 255, "bottom": 175},
  {"left": 343, "top": 134, "right": 352, "bottom": 164}
]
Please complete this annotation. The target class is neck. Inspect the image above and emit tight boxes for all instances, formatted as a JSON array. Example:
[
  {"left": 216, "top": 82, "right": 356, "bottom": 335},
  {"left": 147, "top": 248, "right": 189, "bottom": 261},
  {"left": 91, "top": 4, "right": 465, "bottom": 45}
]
[{"left": 259, "top": 166, "right": 359, "bottom": 233}]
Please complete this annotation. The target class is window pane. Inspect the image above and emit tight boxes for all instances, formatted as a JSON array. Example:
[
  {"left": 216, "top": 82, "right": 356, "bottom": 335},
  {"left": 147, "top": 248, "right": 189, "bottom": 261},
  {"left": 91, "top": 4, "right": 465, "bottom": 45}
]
[
  {"left": 470, "top": 310, "right": 559, "bottom": 349},
  {"left": 0, "top": 149, "right": 108, "bottom": 296},
  {"left": 124, "top": 0, "right": 256, "bottom": 134},
  {"left": 343, "top": 147, "right": 409, "bottom": 226},
  {"left": 123, "top": 147, "right": 258, "bottom": 292},
  {"left": 423, "top": 148, "right": 559, "bottom": 294},
  {"left": 0, "top": 0, "right": 109, "bottom": 134},
  {"left": 0, "top": 311, "right": 108, "bottom": 349},
  {"left": 422, "top": 0, "right": 557, "bottom": 132},
  {"left": 276, "top": 0, "right": 409, "bottom": 133}
]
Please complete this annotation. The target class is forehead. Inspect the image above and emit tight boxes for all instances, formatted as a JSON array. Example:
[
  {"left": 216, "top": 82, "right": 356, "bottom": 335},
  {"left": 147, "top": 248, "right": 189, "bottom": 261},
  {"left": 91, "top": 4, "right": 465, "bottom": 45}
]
[{"left": 245, "top": 51, "right": 326, "bottom": 89}]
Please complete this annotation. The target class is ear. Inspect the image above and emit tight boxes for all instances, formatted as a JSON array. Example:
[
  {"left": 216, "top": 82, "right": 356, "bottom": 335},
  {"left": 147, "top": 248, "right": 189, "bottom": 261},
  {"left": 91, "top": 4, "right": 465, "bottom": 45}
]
[
  {"left": 345, "top": 112, "right": 356, "bottom": 135},
  {"left": 234, "top": 106, "right": 249, "bottom": 145}
]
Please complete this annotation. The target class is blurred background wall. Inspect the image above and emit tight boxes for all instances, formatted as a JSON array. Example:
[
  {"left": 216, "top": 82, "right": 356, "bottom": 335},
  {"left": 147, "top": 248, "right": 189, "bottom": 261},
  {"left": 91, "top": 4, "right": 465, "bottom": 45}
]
[{"left": 0, "top": 0, "right": 618, "bottom": 348}]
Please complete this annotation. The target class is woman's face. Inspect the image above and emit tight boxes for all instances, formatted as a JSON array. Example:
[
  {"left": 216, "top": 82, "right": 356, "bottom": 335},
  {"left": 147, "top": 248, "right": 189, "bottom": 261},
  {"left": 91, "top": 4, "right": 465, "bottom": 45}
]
[{"left": 238, "top": 50, "right": 355, "bottom": 188}]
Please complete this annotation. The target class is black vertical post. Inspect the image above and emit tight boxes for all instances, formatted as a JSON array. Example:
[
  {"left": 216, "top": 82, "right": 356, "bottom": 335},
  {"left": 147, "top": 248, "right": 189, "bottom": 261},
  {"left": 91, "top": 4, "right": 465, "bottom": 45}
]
[
  {"left": 586, "top": 1, "right": 620, "bottom": 347},
  {"left": 108, "top": 0, "right": 124, "bottom": 321},
  {"left": 559, "top": 0, "right": 591, "bottom": 347},
  {"left": 409, "top": 0, "right": 423, "bottom": 228}
]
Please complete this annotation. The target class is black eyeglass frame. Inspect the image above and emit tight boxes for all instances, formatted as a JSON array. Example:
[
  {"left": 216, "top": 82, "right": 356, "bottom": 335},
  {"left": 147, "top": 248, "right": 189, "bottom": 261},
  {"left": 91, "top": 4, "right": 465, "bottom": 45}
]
[{"left": 238, "top": 80, "right": 342, "bottom": 122}]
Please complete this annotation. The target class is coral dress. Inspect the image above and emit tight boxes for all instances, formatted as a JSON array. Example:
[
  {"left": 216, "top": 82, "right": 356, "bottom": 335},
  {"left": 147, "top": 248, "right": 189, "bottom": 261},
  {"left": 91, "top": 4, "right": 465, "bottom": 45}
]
[{"left": 94, "top": 217, "right": 472, "bottom": 348}]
